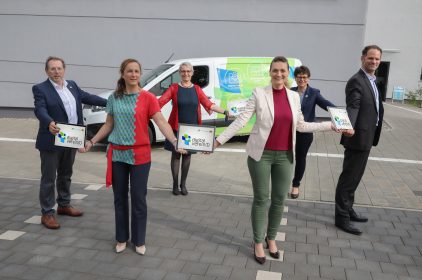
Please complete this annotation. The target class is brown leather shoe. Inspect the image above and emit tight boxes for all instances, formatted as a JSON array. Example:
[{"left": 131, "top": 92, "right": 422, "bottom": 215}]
[
  {"left": 41, "top": 214, "right": 60, "bottom": 229},
  {"left": 57, "top": 205, "right": 83, "bottom": 217}
]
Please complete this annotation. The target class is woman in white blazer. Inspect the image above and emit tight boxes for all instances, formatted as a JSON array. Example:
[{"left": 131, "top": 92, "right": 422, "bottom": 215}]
[{"left": 215, "top": 56, "right": 335, "bottom": 264}]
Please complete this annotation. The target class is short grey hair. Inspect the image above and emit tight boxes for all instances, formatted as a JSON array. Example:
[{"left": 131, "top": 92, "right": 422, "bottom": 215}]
[{"left": 179, "top": 62, "right": 194, "bottom": 73}]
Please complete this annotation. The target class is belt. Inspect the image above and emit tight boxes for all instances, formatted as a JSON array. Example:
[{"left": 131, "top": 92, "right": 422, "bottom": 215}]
[{"left": 106, "top": 144, "right": 137, "bottom": 187}]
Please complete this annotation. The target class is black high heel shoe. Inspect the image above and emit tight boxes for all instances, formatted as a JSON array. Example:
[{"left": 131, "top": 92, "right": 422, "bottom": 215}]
[
  {"left": 253, "top": 243, "right": 266, "bottom": 264},
  {"left": 265, "top": 237, "right": 280, "bottom": 259},
  {"left": 290, "top": 187, "right": 299, "bottom": 199}
]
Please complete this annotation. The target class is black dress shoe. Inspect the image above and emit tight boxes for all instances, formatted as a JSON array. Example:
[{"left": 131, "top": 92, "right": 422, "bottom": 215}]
[
  {"left": 335, "top": 222, "right": 362, "bottom": 235},
  {"left": 180, "top": 185, "right": 188, "bottom": 196},
  {"left": 172, "top": 185, "right": 180, "bottom": 195},
  {"left": 253, "top": 245, "right": 266, "bottom": 264},
  {"left": 349, "top": 209, "right": 368, "bottom": 223},
  {"left": 265, "top": 237, "right": 280, "bottom": 259}
]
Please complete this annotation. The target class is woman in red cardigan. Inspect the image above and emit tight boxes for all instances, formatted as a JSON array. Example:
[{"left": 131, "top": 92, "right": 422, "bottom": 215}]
[{"left": 158, "top": 62, "right": 229, "bottom": 195}]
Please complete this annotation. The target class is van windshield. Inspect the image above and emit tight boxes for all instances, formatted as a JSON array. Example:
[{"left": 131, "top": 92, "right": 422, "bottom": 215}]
[{"left": 140, "top": 64, "right": 174, "bottom": 87}]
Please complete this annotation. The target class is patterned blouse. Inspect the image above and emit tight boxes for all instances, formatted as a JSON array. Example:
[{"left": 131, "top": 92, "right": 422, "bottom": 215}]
[{"left": 106, "top": 90, "right": 160, "bottom": 165}]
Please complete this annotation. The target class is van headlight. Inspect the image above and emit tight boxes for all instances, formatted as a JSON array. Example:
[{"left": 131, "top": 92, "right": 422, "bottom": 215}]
[{"left": 83, "top": 105, "right": 106, "bottom": 112}]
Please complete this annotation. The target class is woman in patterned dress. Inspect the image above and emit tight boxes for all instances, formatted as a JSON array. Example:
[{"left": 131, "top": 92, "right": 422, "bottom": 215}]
[{"left": 80, "top": 58, "right": 184, "bottom": 255}]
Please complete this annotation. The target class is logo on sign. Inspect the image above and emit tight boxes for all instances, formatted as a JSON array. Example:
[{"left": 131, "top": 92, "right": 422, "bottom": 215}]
[
  {"left": 334, "top": 116, "right": 348, "bottom": 127},
  {"left": 57, "top": 130, "right": 83, "bottom": 146},
  {"left": 182, "top": 134, "right": 191, "bottom": 145},
  {"left": 181, "top": 131, "right": 211, "bottom": 148},
  {"left": 57, "top": 131, "right": 67, "bottom": 143}
]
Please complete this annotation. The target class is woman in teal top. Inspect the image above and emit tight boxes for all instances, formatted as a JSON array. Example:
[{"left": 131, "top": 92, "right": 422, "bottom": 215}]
[{"left": 80, "top": 59, "right": 184, "bottom": 255}]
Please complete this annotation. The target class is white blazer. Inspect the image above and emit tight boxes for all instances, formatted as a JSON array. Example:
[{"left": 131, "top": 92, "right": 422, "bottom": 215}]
[{"left": 216, "top": 85, "right": 332, "bottom": 161}]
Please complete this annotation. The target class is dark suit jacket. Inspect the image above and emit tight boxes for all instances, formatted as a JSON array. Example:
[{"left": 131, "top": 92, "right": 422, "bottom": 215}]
[
  {"left": 340, "top": 69, "right": 384, "bottom": 151},
  {"left": 33, "top": 79, "right": 107, "bottom": 151},
  {"left": 291, "top": 86, "right": 335, "bottom": 122}
]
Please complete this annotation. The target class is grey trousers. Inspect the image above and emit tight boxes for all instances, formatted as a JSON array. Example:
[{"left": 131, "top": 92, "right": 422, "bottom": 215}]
[{"left": 39, "top": 149, "right": 77, "bottom": 215}]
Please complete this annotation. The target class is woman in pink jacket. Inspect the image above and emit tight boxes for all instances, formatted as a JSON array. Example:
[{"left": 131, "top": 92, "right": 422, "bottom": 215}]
[{"left": 215, "top": 56, "right": 337, "bottom": 264}]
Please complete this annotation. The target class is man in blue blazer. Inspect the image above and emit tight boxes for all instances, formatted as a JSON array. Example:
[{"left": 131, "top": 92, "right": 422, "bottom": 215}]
[
  {"left": 290, "top": 66, "right": 335, "bottom": 199},
  {"left": 33, "top": 56, "right": 107, "bottom": 229},
  {"left": 335, "top": 45, "right": 384, "bottom": 235}
]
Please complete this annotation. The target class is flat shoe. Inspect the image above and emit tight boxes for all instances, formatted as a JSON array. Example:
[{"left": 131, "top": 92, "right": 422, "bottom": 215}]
[
  {"left": 180, "top": 185, "right": 188, "bottom": 196},
  {"left": 41, "top": 214, "right": 60, "bottom": 230},
  {"left": 136, "top": 245, "right": 146, "bottom": 255},
  {"left": 115, "top": 242, "right": 126, "bottom": 253},
  {"left": 172, "top": 184, "right": 180, "bottom": 195},
  {"left": 57, "top": 205, "right": 83, "bottom": 217}
]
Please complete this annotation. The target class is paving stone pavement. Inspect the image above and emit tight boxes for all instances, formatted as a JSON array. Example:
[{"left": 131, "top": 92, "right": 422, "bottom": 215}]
[
  {"left": 2, "top": 102, "right": 421, "bottom": 210},
  {"left": 0, "top": 177, "right": 421, "bottom": 280},
  {"left": 0, "top": 103, "right": 422, "bottom": 279}
]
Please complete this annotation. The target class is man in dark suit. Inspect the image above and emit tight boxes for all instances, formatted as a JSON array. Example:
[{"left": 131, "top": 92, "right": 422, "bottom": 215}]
[
  {"left": 335, "top": 45, "right": 384, "bottom": 235},
  {"left": 33, "top": 56, "right": 107, "bottom": 229}
]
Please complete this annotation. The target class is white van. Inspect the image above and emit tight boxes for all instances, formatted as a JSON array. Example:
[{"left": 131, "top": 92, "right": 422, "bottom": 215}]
[{"left": 83, "top": 57, "right": 301, "bottom": 143}]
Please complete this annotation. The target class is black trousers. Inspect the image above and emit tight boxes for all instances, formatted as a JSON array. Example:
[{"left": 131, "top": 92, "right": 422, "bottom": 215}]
[
  {"left": 292, "top": 132, "right": 313, "bottom": 188},
  {"left": 335, "top": 148, "right": 370, "bottom": 223},
  {"left": 39, "top": 148, "right": 77, "bottom": 215},
  {"left": 112, "top": 161, "right": 151, "bottom": 246}
]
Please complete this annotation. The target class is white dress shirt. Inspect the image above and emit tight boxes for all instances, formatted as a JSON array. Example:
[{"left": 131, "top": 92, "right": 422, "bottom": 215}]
[
  {"left": 362, "top": 69, "right": 380, "bottom": 125},
  {"left": 49, "top": 78, "right": 78, "bottom": 124}
]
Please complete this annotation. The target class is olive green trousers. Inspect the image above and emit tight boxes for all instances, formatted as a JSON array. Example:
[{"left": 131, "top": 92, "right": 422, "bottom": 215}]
[{"left": 247, "top": 150, "right": 293, "bottom": 243}]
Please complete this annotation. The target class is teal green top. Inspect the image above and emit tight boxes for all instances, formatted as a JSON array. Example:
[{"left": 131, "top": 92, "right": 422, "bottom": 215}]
[{"left": 106, "top": 92, "right": 138, "bottom": 164}]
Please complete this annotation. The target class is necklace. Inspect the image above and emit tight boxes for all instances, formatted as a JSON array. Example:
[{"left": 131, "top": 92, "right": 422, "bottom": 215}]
[{"left": 180, "top": 82, "right": 193, "bottom": 88}]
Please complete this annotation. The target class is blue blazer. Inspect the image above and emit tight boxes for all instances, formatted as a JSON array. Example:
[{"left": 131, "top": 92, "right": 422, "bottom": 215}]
[
  {"left": 291, "top": 85, "right": 335, "bottom": 122},
  {"left": 33, "top": 79, "right": 107, "bottom": 151}
]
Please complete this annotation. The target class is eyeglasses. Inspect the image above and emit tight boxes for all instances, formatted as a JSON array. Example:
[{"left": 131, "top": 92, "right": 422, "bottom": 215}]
[
  {"left": 295, "top": 76, "right": 309, "bottom": 80},
  {"left": 180, "top": 70, "right": 192, "bottom": 73}
]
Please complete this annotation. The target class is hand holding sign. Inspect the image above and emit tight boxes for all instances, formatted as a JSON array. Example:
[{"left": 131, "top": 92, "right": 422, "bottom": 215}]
[
  {"left": 176, "top": 124, "right": 216, "bottom": 153},
  {"left": 328, "top": 107, "right": 353, "bottom": 130},
  {"left": 54, "top": 123, "right": 86, "bottom": 149}
]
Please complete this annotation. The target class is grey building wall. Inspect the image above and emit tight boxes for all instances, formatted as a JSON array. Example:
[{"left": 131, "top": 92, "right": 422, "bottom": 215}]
[
  {"left": 0, "top": 0, "right": 368, "bottom": 110},
  {"left": 365, "top": 0, "right": 422, "bottom": 98}
]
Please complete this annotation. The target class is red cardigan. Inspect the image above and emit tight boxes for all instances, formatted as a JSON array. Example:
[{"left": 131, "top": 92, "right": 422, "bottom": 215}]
[{"left": 158, "top": 83, "right": 214, "bottom": 131}]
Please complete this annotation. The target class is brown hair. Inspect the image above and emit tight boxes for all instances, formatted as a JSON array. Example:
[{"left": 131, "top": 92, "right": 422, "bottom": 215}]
[
  {"left": 270, "top": 56, "right": 290, "bottom": 71},
  {"left": 270, "top": 56, "right": 291, "bottom": 87},
  {"left": 45, "top": 56, "right": 65, "bottom": 71},
  {"left": 114, "top": 58, "right": 142, "bottom": 98},
  {"left": 362, "top": 45, "right": 382, "bottom": 56},
  {"left": 294, "top": 65, "right": 311, "bottom": 78}
]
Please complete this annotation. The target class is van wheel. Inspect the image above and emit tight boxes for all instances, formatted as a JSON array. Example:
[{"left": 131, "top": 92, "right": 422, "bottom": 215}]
[{"left": 148, "top": 126, "right": 154, "bottom": 144}]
